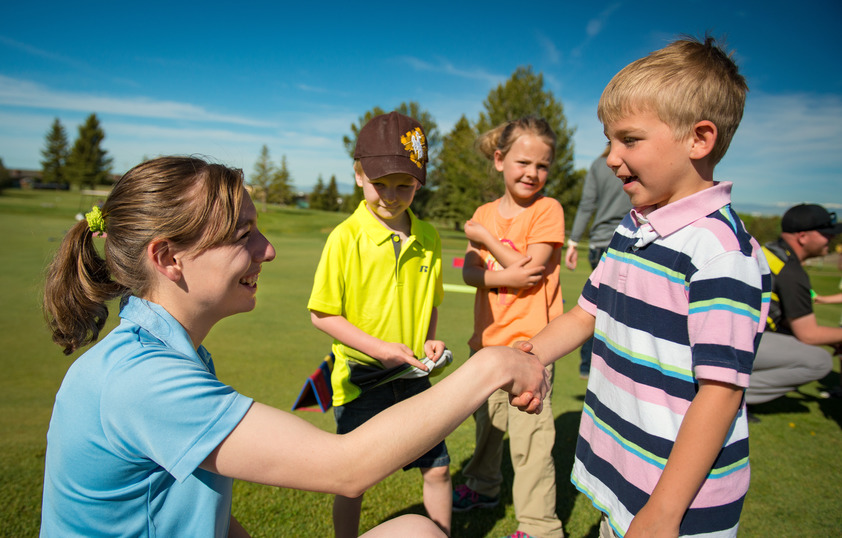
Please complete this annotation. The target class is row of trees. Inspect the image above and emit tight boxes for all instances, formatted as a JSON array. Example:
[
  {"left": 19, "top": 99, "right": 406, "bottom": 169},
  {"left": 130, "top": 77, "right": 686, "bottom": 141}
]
[
  {"left": 41, "top": 114, "right": 113, "bottom": 189},
  {"left": 37, "top": 66, "right": 582, "bottom": 230},
  {"left": 310, "top": 175, "right": 342, "bottom": 211}
]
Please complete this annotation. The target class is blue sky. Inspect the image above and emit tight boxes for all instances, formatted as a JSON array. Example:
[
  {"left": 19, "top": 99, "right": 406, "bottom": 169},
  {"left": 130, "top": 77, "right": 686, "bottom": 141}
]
[{"left": 2, "top": 0, "right": 840, "bottom": 215}]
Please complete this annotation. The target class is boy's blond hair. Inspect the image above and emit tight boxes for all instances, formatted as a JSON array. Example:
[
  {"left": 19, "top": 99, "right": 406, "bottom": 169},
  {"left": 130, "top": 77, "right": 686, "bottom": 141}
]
[{"left": 598, "top": 35, "right": 747, "bottom": 165}]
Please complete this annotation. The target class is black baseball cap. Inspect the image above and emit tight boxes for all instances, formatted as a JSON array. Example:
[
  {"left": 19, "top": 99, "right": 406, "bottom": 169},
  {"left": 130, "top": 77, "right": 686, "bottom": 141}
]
[
  {"left": 781, "top": 203, "right": 842, "bottom": 235},
  {"left": 354, "top": 112, "right": 428, "bottom": 185}
]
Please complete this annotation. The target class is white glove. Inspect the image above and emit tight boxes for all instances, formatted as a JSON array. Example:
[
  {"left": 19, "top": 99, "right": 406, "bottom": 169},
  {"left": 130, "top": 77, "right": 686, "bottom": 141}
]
[{"left": 402, "top": 349, "right": 453, "bottom": 378}]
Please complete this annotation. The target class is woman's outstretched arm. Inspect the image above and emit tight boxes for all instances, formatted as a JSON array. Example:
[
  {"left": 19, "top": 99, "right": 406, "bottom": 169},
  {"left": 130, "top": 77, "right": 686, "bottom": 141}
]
[{"left": 202, "top": 347, "right": 549, "bottom": 497}]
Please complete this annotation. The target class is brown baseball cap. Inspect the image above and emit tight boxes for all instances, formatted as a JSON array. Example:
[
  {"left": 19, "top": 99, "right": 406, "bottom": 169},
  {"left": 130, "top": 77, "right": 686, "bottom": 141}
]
[{"left": 354, "top": 111, "right": 428, "bottom": 185}]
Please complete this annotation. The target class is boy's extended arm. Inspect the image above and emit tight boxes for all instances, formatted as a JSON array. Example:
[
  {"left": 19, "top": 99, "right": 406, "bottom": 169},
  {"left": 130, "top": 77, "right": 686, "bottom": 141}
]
[
  {"left": 524, "top": 304, "right": 596, "bottom": 366},
  {"left": 490, "top": 305, "right": 595, "bottom": 369},
  {"left": 310, "top": 310, "right": 429, "bottom": 371},
  {"left": 625, "top": 380, "right": 745, "bottom": 538}
]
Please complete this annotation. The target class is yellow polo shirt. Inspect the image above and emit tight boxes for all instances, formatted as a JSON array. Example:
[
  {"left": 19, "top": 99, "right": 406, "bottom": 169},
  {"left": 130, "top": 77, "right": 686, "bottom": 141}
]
[{"left": 308, "top": 201, "right": 444, "bottom": 406}]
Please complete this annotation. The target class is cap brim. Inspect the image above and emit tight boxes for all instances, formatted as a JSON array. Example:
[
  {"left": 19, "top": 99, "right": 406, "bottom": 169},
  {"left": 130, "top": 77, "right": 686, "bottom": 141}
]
[
  {"left": 359, "top": 155, "right": 426, "bottom": 185},
  {"left": 816, "top": 223, "right": 842, "bottom": 235}
]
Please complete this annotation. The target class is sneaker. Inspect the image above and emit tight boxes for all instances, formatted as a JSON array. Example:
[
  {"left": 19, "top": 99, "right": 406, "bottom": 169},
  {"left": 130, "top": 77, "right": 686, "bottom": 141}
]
[
  {"left": 452, "top": 484, "right": 499, "bottom": 512},
  {"left": 501, "top": 532, "right": 536, "bottom": 538}
]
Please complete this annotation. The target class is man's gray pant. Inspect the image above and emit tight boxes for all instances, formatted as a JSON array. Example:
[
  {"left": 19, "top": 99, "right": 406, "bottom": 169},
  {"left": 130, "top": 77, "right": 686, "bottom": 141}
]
[{"left": 746, "top": 331, "right": 833, "bottom": 405}]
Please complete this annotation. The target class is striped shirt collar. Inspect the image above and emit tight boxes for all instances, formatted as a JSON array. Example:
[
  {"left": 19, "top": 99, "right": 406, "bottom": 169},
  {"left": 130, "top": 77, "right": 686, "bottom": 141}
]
[{"left": 630, "top": 182, "right": 733, "bottom": 247}]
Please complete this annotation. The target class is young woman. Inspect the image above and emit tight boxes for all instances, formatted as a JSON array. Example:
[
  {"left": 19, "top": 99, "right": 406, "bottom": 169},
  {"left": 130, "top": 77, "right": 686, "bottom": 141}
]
[{"left": 40, "top": 156, "right": 549, "bottom": 537}]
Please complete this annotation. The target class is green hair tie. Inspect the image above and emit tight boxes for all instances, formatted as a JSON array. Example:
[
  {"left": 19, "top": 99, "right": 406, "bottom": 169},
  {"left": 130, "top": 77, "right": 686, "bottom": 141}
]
[{"left": 85, "top": 206, "right": 106, "bottom": 234}]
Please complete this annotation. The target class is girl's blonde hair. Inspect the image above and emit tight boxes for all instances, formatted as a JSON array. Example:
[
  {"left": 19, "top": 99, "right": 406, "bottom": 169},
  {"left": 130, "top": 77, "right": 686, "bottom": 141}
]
[
  {"left": 43, "top": 156, "right": 245, "bottom": 355},
  {"left": 477, "top": 116, "right": 557, "bottom": 163}
]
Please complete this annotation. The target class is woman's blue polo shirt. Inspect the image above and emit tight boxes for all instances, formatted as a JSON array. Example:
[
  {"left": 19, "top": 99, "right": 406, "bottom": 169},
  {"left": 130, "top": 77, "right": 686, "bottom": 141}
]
[{"left": 40, "top": 296, "right": 253, "bottom": 537}]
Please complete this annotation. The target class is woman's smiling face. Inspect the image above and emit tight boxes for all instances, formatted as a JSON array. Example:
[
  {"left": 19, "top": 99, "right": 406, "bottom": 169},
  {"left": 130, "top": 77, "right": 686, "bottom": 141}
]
[{"left": 177, "top": 192, "right": 276, "bottom": 326}]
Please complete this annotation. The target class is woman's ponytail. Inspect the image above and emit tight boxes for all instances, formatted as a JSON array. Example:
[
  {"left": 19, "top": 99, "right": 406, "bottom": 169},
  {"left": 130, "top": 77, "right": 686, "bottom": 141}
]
[{"left": 43, "top": 218, "right": 124, "bottom": 355}]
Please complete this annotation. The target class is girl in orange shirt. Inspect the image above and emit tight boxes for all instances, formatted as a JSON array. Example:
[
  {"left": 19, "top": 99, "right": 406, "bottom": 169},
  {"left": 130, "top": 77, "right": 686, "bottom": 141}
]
[{"left": 455, "top": 117, "right": 565, "bottom": 538}]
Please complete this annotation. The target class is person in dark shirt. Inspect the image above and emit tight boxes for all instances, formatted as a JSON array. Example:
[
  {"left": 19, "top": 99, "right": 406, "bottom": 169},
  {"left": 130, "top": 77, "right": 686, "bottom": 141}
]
[{"left": 746, "top": 203, "right": 842, "bottom": 404}]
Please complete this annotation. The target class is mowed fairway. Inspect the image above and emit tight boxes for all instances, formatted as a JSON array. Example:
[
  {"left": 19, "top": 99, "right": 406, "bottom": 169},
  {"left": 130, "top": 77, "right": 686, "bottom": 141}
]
[{"left": 1, "top": 188, "right": 840, "bottom": 537}]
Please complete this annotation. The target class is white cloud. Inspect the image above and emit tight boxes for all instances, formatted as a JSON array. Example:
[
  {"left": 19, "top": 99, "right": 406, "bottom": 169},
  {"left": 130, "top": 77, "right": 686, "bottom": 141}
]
[
  {"left": 0, "top": 35, "right": 139, "bottom": 88},
  {"left": 295, "top": 83, "right": 330, "bottom": 94},
  {"left": 707, "top": 92, "right": 842, "bottom": 208},
  {"left": 536, "top": 33, "right": 561, "bottom": 64},
  {"left": 572, "top": 3, "right": 623, "bottom": 58},
  {"left": 398, "top": 56, "right": 504, "bottom": 87},
  {"left": 0, "top": 75, "right": 275, "bottom": 127}
]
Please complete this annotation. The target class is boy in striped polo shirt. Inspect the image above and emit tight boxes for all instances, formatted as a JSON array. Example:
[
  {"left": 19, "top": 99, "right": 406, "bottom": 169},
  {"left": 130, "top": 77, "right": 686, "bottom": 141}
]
[{"left": 508, "top": 37, "right": 771, "bottom": 537}]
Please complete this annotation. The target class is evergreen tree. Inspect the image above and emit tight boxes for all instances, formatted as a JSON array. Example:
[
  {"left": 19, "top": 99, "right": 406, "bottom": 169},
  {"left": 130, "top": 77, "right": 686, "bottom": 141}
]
[
  {"left": 477, "top": 66, "right": 584, "bottom": 218},
  {"left": 268, "top": 155, "right": 293, "bottom": 205},
  {"left": 430, "top": 66, "right": 585, "bottom": 226},
  {"left": 324, "top": 175, "right": 341, "bottom": 212},
  {"left": 342, "top": 184, "right": 364, "bottom": 213},
  {"left": 426, "top": 116, "right": 486, "bottom": 229},
  {"left": 40, "top": 118, "right": 69, "bottom": 186},
  {"left": 66, "top": 114, "right": 113, "bottom": 189},
  {"left": 310, "top": 175, "right": 326, "bottom": 210},
  {"left": 250, "top": 145, "right": 274, "bottom": 211},
  {"left": 0, "top": 158, "right": 11, "bottom": 193}
]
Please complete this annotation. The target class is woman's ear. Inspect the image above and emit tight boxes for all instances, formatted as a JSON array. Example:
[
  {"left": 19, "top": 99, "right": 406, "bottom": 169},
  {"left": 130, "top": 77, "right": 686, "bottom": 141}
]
[
  {"left": 689, "top": 120, "right": 717, "bottom": 160},
  {"left": 146, "top": 239, "right": 182, "bottom": 282}
]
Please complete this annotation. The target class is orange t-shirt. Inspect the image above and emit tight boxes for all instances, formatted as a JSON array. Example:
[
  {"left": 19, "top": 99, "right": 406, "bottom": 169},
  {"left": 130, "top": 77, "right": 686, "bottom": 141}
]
[{"left": 468, "top": 196, "right": 565, "bottom": 350}]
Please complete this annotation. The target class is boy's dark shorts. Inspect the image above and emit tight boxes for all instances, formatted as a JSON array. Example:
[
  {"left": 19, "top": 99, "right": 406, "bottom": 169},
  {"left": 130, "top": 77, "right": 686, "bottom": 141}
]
[{"left": 334, "top": 376, "right": 450, "bottom": 470}]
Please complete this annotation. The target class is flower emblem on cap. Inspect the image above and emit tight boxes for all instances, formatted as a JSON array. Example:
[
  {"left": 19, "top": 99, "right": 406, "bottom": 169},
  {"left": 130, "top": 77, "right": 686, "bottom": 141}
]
[{"left": 401, "top": 127, "right": 427, "bottom": 168}]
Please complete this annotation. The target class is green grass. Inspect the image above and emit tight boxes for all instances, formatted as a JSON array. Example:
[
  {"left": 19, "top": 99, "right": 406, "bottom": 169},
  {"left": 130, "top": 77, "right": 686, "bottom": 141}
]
[{"left": 1, "top": 189, "right": 840, "bottom": 537}]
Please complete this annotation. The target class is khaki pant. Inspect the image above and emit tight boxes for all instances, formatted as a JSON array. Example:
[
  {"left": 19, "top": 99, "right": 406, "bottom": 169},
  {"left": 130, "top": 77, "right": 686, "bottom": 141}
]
[
  {"left": 463, "top": 365, "right": 563, "bottom": 538},
  {"left": 599, "top": 514, "right": 619, "bottom": 538}
]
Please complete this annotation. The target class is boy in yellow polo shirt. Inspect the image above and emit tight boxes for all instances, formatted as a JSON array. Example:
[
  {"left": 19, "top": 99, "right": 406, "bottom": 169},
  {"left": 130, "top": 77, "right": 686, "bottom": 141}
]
[{"left": 308, "top": 111, "right": 452, "bottom": 537}]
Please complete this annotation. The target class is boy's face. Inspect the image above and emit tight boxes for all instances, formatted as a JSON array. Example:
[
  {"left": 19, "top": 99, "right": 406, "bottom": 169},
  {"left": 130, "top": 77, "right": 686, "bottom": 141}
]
[
  {"left": 604, "top": 108, "right": 702, "bottom": 210},
  {"left": 355, "top": 170, "right": 420, "bottom": 226}
]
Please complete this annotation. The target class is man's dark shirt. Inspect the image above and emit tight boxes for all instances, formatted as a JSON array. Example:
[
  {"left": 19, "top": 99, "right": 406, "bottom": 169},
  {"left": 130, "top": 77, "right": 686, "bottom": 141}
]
[{"left": 763, "top": 237, "right": 813, "bottom": 335}]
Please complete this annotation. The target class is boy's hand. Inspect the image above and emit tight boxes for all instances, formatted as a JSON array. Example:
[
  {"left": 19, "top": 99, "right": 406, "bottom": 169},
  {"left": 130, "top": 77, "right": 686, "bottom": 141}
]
[
  {"left": 507, "top": 340, "right": 544, "bottom": 412},
  {"left": 490, "top": 345, "right": 550, "bottom": 414},
  {"left": 376, "top": 341, "right": 429, "bottom": 372},
  {"left": 423, "top": 340, "right": 446, "bottom": 362},
  {"left": 502, "top": 257, "right": 545, "bottom": 289},
  {"left": 625, "top": 503, "right": 679, "bottom": 538}
]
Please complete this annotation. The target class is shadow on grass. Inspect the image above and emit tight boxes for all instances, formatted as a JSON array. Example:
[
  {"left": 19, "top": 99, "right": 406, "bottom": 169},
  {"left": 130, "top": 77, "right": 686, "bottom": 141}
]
[
  {"left": 817, "top": 370, "right": 842, "bottom": 429},
  {"left": 376, "top": 410, "right": 601, "bottom": 538},
  {"left": 749, "top": 371, "right": 842, "bottom": 428}
]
